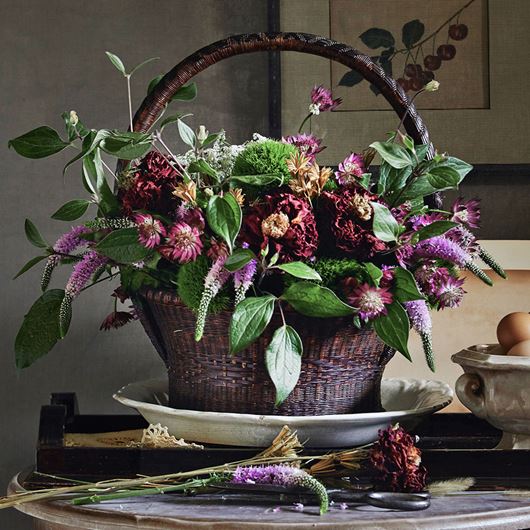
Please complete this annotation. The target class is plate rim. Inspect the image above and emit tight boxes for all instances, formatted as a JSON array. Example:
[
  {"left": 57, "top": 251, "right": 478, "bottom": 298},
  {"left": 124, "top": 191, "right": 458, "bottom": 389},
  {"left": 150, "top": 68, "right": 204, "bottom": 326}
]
[{"left": 113, "top": 377, "right": 453, "bottom": 424}]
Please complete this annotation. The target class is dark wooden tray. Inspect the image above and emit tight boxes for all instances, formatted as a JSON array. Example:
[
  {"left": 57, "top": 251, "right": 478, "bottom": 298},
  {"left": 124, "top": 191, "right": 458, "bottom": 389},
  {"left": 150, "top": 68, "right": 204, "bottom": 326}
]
[{"left": 25, "top": 393, "right": 530, "bottom": 489}]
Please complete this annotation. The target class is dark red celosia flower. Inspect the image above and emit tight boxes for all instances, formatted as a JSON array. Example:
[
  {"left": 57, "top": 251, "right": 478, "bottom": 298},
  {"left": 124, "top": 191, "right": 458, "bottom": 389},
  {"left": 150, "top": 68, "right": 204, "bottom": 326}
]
[
  {"left": 240, "top": 192, "right": 318, "bottom": 262},
  {"left": 119, "top": 151, "right": 180, "bottom": 216},
  {"left": 370, "top": 425, "right": 427, "bottom": 493},
  {"left": 99, "top": 311, "right": 136, "bottom": 331},
  {"left": 111, "top": 286, "right": 129, "bottom": 303},
  {"left": 318, "top": 189, "right": 387, "bottom": 260}
]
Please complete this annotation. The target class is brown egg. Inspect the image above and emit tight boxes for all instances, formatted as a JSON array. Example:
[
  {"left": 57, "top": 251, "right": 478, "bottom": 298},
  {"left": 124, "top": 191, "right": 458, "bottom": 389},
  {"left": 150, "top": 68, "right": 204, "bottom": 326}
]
[
  {"left": 497, "top": 312, "right": 530, "bottom": 351},
  {"left": 506, "top": 339, "right": 530, "bottom": 357}
]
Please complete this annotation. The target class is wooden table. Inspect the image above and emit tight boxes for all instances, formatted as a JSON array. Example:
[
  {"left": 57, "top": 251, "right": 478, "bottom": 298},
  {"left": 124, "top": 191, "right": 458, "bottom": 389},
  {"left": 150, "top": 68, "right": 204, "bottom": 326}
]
[{"left": 10, "top": 474, "right": 530, "bottom": 530}]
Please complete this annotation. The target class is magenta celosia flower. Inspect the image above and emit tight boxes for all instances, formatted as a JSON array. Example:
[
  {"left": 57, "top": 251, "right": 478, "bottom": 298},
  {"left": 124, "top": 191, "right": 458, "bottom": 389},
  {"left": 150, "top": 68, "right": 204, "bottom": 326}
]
[
  {"left": 310, "top": 85, "right": 342, "bottom": 114},
  {"left": 65, "top": 250, "right": 108, "bottom": 298},
  {"left": 159, "top": 222, "right": 203, "bottom": 263},
  {"left": 282, "top": 133, "right": 324, "bottom": 161},
  {"left": 335, "top": 153, "right": 365, "bottom": 186},
  {"left": 134, "top": 214, "right": 166, "bottom": 249},
  {"left": 404, "top": 299, "right": 432, "bottom": 334},
  {"left": 435, "top": 275, "right": 466, "bottom": 309},
  {"left": 347, "top": 283, "right": 393, "bottom": 320},
  {"left": 413, "top": 236, "right": 469, "bottom": 267},
  {"left": 451, "top": 197, "right": 480, "bottom": 228}
]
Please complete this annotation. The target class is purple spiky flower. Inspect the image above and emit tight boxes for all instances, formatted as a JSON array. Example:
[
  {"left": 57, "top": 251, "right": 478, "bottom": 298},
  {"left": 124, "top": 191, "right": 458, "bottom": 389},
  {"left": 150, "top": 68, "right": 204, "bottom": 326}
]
[
  {"left": 451, "top": 197, "right": 480, "bottom": 228},
  {"left": 435, "top": 276, "right": 466, "bottom": 309},
  {"left": 309, "top": 85, "right": 342, "bottom": 114},
  {"left": 282, "top": 133, "right": 324, "bottom": 161}
]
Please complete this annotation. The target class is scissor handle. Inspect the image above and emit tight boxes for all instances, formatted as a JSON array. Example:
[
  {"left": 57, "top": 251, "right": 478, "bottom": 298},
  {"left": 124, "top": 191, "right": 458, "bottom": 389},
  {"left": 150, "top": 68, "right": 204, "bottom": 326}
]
[{"left": 366, "top": 491, "right": 431, "bottom": 511}]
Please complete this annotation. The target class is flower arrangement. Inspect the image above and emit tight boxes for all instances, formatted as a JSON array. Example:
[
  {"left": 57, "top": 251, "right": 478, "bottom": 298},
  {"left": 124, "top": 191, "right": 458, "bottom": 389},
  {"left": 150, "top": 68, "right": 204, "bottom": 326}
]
[{"left": 10, "top": 52, "right": 505, "bottom": 406}]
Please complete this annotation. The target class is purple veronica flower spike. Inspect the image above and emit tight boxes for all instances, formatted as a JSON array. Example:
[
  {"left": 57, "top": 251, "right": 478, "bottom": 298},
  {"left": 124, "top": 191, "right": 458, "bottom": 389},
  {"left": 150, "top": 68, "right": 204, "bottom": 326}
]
[
  {"left": 404, "top": 299, "right": 435, "bottom": 371},
  {"left": 234, "top": 259, "right": 257, "bottom": 306},
  {"left": 65, "top": 250, "right": 108, "bottom": 298},
  {"left": 413, "top": 236, "right": 469, "bottom": 267}
]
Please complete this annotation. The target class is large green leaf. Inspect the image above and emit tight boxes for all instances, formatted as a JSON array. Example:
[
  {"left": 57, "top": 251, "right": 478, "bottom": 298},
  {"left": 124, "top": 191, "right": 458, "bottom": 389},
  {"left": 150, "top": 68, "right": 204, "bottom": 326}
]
[
  {"left": 206, "top": 194, "right": 242, "bottom": 252},
  {"left": 15, "top": 289, "right": 65, "bottom": 369},
  {"left": 392, "top": 267, "right": 425, "bottom": 303},
  {"left": 373, "top": 301, "right": 411, "bottom": 360},
  {"left": 96, "top": 227, "right": 150, "bottom": 263},
  {"left": 370, "top": 141, "right": 412, "bottom": 169},
  {"left": 416, "top": 221, "right": 458, "bottom": 241},
  {"left": 229, "top": 174, "right": 281, "bottom": 187},
  {"left": 229, "top": 295, "right": 276, "bottom": 354},
  {"left": 177, "top": 119, "right": 196, "bottom": 149},
  {"left": 282, "top": 282, "right": 355, "bottom": 318},
  {"left": 426, "top": 166, "right": 461, "bottom": 191},
  {"left": 224, "top": 248, "right": 255, "bottom": 272},
  {"left": 24, "top": 219, "right": 48, "bottom": 249},
  {"left": 8, "top": 126, "right": 70, "bottom": 159},
  {"left": 51, "top": 199, "right": 90, "bottom": 221},
  {"left": 100, "top": 132, "right": 153, "bottom": 160},
  {"left": 371, "top": 202, "right": 401, "bottom": 242},
  {"left": 276, "top": 262, "right": 321, "bottom": 281},
  {"left": 265, "top": 325, "right": 303, "bottom": 406}
]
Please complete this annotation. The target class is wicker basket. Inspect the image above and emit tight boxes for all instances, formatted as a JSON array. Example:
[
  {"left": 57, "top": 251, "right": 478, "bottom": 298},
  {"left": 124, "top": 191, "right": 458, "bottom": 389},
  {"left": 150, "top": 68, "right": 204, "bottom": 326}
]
[{"left": 127, "top": 32, "right": 434, "bottom": 416}]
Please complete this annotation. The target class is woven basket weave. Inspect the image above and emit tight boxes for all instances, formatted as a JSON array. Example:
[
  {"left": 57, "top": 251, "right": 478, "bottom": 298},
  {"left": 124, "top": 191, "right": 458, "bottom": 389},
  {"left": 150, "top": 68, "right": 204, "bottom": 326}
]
[{"left": 127, "top": 32, "right": 434, "bottom": 416}]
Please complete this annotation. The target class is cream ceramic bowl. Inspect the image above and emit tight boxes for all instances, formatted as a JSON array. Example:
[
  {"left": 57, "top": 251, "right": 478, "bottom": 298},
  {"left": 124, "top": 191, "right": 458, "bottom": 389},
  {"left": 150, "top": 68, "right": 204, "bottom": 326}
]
[
  {"left": 452, "top": 344, "right": 530, "bottom": 449},
  {"left": 114, "top": 378, "right": 452, "bottom": 448}
]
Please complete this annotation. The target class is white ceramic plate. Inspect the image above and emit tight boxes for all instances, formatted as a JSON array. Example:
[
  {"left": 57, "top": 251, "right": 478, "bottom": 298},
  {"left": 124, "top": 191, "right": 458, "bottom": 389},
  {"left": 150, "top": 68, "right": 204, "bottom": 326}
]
[{"left": 113, "top": 378, "right": 453, "bottom": 448}]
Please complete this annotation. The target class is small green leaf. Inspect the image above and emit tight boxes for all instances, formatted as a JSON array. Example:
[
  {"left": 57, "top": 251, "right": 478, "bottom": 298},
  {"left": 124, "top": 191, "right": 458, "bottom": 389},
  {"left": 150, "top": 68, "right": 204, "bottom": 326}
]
[
  {"left": 402, "top": 134, "right": 415, "bottom": 152},
  {"left": 282, "top": 282, "right": 355, "bottom": 318},
  {"left": 96, "top": 227, "right": 150, "bottom": 263},
  {"left": 105, "top": 51, "right": 126, "bottom": 75},
  {"left": 177, "top": 119, "right": 196, "bottom": 149},
  {"left": 265, "top": 325, "right": 303, "bottom": 406},
  {"left": 415, "top": 144, "right": 430, "bottom": 161},
  {"left": 15, "top": 289, "right": 65, "bottom": 369},
  {"left": 370, "top": 141, "right": 412, "bottom": 169},
  {"left": 8, "top": 126, "right": 70, "bottom": 159},
  {"left": 147, "top": 74, "right": 164, "bottom": 94},
  {"left": 276, "top": 262, "right": 322, "bottom": 281},
  {"left": 229, "top": 174, "right": 281, "bottom": 187},
  {"left": 359, "top": 28, "right": 395, "bottom": 49},
  {"left": 402, "top": 19, "right": 425, "bottom": 48},
  {"left": 100, "top": 132, "right": 153, "bottom": 160},
  {"left": 440, "top": 156, "right": 473, "bottom": 182},
  {"left": 416, "top": 220, "right": 458, "bottom": 241},
  {"left": 188, "top": 159, "right": 218, "bottom": 179},
  {"left": 426, "top": 166, "right": 461, "bottom": 191},
  {"left": 171, "top": 83, "right": 197, "bottom": 101},
  {"left": 224, "top": 248, "right": 255, "bottom": 272},
  {"left": 51, "top": 199, "right": 90, "bottom": 221},
  {"left": 229, "top": 295, "right": 276, "bottom": 354},
  {"left": 339, "top": 69, "right": 364, "bottom": 87},
  {"left": 373, "top": 301, "right": 411, "bottom": 360},
  {"left": 13, "top": 255, "right": 47, "bottom": 279},
  {"left": 128, "top": 56, "right": 159, "bottom": 77},
  {"left": 206, "top": 194, "right": 242, "bottom": 252},
  {"left": 201, "top": 132, "right": 221, "bottom": 148},
  {"left": 159, "top": 112, "right": 191, "bottom": 131},
  {"left": 364, "top": 262, "right": 383, "bottom": 286},
  {"left": 392, "top": 267, "right": 424, "bottom": 303},
  {"left": 371, "top": 202, "right": 401, "bottom": 242},
  {"left": 24, "top": 219, "right": 48, "bottom": 249}
]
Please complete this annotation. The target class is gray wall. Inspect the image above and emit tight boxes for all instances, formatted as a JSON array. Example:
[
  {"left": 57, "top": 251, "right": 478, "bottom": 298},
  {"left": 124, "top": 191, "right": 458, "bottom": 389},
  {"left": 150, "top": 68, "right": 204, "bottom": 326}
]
[{"left": 0, "top": 1, "right": 268, "bottom": 528}]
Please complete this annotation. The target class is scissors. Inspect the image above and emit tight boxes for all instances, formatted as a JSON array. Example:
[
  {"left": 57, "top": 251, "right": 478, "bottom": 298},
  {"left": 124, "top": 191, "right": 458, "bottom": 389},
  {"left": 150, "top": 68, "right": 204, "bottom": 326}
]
[{"left": 213, "top": 483, "right": 431, "bottom": 511}]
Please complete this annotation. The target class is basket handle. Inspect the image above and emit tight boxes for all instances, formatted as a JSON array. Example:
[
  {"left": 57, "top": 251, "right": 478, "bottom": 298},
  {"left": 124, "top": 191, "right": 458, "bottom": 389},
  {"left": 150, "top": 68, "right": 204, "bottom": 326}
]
[{"left": 132, "top": 32, "right": 432, "bottom": 152}]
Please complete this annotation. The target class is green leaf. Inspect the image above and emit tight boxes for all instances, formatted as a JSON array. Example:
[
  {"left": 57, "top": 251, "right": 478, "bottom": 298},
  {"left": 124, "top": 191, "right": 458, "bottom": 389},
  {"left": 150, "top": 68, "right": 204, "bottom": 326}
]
[
  {"left": 229, "top": 295, "right": 276, "bottom": 354},
  {"left": 386, "top": 166, "right": 413, "bottom": 193},
  {"left": 265, "top": 325, "right": 303, "bottom": 406},
  {"left": 51, "top": 199, "right": 90, "bottom": 221},
  {"left": 128, "top": 56, "right": 159, "bottom": 77},
  {"left": 15, "top": 289, "right": 65, "bottom": 369},
  {"left": 61, "top": 111, "right": 89, "bottom": 142},
  {"left": 416, "top": 220, "right": 458, "bottom": 241},
  {"left": 402, "top": 19, "right": 425, "bottom": 48},
  {"left": 426, "top": 166, "right": 461, "bottom": 191},
  {"left": 438, "top": 156, "right": 473, "bottom": 182},
  {"left": 369, "top": 141, "right": 412, "bottom": 169},
  {"left": 373, "top": 301, "right": 411, "bottom": 360},
  {"left": 24, "top": 219, "right": 48, "bottom": 249},
  {"left": 282, "top": 282, "right": 355, "bottom": 318},
  {"left": 371, "top": 202, "right": 401, "bottom": 242},
  {"left": 158, "top": 112, "right": 191, "bottom": 131},
  {"left": 415, "top": 144, "right": 430, "bottom": 161},
  {"left": 206, "top": 194, "right": 242, "bottom": 252},
  {"left": 188, "top": 159, "right": 218, "bottom": 179},
  {"left": 377, "top": 162, "right": 391, "bottom": 195},
  {"left": 392, "top": 267, "right": 424, "bottom": 303},
  {"left": 171, "top": 83, "right": 197, "bottom": 101},
  {"left": 359, "top": 28, "right": 395, "bottom": 49},
  {"left": 96, "top": 227, "right": 150, "bottom": 263},
  {"left": 8, "top": 126, "right": 70, "bottom": 159},
  {"left": 100, "top": 132, "right": 153, "bottom": 160},
  {"left": 276, "top": 262, "right": 321, "bottom": 281},
  {"left": 147, "top": 74, "right": 164, "bottom": 95},
  {"left": 229, "top": 174, "right": 281, "bottom": 187},
  {"left": 397, "top": 176, "right": 437, "bottom": 203},
  {"left": 13, "top": 255, "right": 47, "bottom": 279},
  {"left": 364, "top": 262, "right": 383, "bottom": 286},
  {"left": 339, "top": 69, "right": 364, "bottom": 87},
  {"left": 402, "top": 134, "right": 415, "bottom": 152},
  {"left": 177, "top": 119, "right": 196, "bottom": 148},
  {"left": 201, "top": 132, "right": 221, "bottom": 148},
  {"left": 105, "top": 51, "right": 126, "bottom": 75},
  {"left": 224, "top": 248, "right": 255, "bottom": 272}
]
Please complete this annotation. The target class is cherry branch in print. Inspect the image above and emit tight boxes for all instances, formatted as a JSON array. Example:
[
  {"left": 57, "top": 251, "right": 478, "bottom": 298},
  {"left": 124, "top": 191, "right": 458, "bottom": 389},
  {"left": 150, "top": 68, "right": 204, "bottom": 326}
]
[{"left": 339, "top": 0, "right": 475, "bottom": 94}]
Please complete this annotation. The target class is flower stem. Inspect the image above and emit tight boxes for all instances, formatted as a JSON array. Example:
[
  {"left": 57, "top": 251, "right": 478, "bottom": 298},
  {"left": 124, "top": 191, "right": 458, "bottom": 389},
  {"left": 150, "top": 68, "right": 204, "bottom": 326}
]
[
  {"left": 126, "top": 75, "right": 134, "bottom": 132},
  {"left": 298, "top": 113, "right": 312, "bottom": 134}
]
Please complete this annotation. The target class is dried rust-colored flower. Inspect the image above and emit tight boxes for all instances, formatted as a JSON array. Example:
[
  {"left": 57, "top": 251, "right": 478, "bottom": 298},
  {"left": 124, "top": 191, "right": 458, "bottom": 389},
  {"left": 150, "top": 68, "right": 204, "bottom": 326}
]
[
  {"left": 286, "top": 152, "right": 311, "bottom": 176},
  {"left": 351, "top": 193, "right": 372, "bottom": 221},
  {"left": 289, "top": 160, "right": 332, "bottom": 200},
  {"left": 262, "top": 212, "right": 290, "bottom": 239},
  {"left": 172, "top": 180, "right": 197, "bottom": 205}
]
